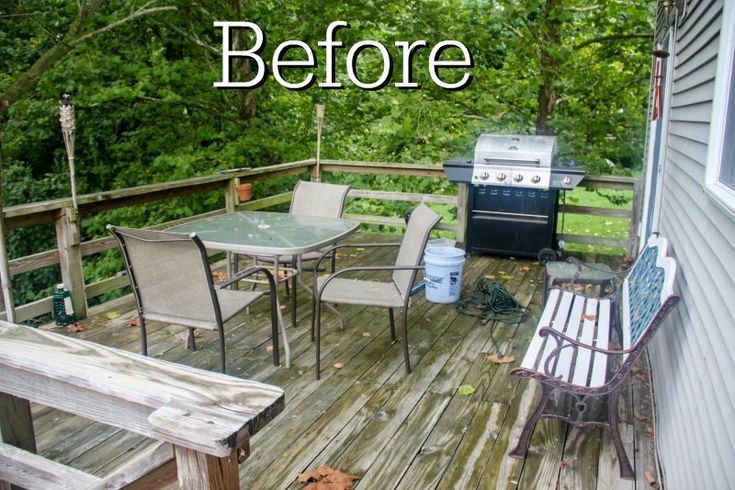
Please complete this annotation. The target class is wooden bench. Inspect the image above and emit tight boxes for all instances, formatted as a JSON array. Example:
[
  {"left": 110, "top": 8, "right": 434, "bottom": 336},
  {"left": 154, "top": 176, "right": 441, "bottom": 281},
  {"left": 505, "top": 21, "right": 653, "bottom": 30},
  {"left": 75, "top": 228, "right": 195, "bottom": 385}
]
[
  {"left": 508, "top": 234, "right": 679, "bottom": 480},
  {"left": 0, "top": 321, "right": 284, "bottom": 489}
]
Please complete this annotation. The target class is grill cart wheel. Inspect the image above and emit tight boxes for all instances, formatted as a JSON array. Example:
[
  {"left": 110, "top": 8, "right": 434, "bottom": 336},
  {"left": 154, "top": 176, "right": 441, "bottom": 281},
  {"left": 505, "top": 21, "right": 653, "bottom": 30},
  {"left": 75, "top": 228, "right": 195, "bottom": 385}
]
[{"left": 537, "top": 248, "right": 557, "bottom": 265}]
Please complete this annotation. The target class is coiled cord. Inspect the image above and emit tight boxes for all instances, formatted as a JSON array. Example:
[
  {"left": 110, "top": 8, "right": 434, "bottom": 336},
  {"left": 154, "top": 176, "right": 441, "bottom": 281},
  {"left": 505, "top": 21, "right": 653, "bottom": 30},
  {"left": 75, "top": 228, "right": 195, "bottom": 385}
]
[{"left": 455, "top": 278, "right": 528, "bottom": 325}]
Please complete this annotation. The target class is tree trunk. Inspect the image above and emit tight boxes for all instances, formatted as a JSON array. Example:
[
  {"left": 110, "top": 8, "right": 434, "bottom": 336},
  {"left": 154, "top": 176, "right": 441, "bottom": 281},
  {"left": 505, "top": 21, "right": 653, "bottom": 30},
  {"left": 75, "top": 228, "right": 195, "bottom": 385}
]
[
  {"left": 535, "top": 0, "right": 563, "bottom": 135},
  {"left": 0, "top": 1, "right": 102, "bottom": 118},
  {"left": 229, "top": 0, "right": 257, "bottom": 119}
]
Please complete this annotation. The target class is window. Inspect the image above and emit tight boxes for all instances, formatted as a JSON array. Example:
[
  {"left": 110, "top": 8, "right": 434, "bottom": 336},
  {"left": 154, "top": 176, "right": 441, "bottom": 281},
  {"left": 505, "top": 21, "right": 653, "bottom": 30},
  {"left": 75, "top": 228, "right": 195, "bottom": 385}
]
[{"left": 706, "top": 1, "right": 735, "bottom": 213}]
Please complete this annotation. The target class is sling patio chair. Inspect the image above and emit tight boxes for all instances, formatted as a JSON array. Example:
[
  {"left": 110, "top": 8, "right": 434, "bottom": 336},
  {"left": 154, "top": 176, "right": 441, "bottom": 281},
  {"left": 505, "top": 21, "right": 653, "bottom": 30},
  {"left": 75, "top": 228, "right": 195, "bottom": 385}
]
[
  {"left": 108, "top": 225, "right": 279, "bottom": 373},
  {"left": 311, "top": 203, "right": 442, "bottom": 379},
  {"left": 248, "top": 180, "right": 351, "bottom": 325}
]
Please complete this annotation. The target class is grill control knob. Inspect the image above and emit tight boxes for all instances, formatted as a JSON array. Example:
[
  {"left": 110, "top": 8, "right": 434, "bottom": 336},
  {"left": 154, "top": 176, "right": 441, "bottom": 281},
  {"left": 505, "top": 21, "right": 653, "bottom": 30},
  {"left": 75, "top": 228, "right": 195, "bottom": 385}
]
[
  {"left": 479, "top": 172, "right": 490, "bottom": 181},
  {"left": 496, "top": 173, "right": 507, "bottom": 182},
  {"left": 514, "top": 174, "right": 524, "bottom": 183},
  {"left": 562, "top": 176, "right": 572, "bottom": 186},
  {"left": 531, "top": 175, "right": 541, "bottom": 184}
]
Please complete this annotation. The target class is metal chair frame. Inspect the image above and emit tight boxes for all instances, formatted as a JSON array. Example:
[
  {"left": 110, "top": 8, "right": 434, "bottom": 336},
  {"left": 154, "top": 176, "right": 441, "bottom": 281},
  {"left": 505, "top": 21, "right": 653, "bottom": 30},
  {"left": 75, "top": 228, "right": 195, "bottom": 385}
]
[{"left": 108, "top": 225, "right": 280, "bottom": 373}]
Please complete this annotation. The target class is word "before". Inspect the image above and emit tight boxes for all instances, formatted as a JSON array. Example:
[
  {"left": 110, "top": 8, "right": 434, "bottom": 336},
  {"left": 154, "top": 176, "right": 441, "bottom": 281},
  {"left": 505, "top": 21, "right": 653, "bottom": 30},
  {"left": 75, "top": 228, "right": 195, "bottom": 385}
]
[{"left": 214, "top": 21, "right": 473, "bottom": 91}]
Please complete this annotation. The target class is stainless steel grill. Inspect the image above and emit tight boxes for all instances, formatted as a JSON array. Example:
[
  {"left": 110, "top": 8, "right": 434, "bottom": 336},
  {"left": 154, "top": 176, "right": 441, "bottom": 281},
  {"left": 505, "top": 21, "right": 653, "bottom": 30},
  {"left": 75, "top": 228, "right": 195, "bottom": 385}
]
[{"left": 444, "top": 134, "right": 585, "bottom": 260}]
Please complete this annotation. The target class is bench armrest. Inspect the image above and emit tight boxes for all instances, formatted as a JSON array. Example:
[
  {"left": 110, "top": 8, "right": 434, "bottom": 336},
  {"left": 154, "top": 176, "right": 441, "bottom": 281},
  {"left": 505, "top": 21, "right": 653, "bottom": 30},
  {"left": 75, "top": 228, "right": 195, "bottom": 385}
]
[{"left": 539, "top": 326, "right": 633, "bottom": 356}]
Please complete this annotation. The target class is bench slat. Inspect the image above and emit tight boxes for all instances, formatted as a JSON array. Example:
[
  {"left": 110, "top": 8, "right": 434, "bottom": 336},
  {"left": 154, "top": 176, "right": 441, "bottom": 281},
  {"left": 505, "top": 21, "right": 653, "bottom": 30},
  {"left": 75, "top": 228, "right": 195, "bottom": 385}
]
[
  {"left": 590, "top": 299, "right": 611, "bottom": 388},
  {"left": 554, "top": 293, "right": 586, "bottom": 382},
  {"left": 571, "top": 298, "right": 598, "bottom": 386},
  {"left": 521, "top": 288, "right": 561, "bottom": 370},
  {"left": 537, "top": 291, "right": 575, "bottom": 374},
  {"left": 0, "top": 442, "right": 101, "bottom": 490}
]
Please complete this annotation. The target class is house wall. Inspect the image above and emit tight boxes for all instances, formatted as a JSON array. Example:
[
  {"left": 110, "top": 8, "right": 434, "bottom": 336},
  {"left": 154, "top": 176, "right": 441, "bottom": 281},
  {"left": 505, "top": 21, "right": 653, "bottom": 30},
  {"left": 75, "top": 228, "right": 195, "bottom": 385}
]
[{"left": 649, "top": 0, "right": 735, "bottom": 488}]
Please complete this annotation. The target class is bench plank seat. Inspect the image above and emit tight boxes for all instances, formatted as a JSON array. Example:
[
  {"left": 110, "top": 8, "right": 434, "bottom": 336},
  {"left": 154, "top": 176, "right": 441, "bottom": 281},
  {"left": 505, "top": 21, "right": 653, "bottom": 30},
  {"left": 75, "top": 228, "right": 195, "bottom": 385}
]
[
  {"left": 0, "top": 321, "right": 285, "bottom": 489},
  {"left": 509, "top": 235, "right": 680, "bottom": 480}
]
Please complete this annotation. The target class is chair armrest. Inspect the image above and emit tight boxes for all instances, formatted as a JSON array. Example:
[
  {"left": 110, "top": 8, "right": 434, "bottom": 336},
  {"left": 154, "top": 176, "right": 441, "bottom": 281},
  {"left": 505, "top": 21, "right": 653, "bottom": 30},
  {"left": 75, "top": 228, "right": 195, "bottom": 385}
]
[
  {"left": 314, "top": 242, "right": 402, "bottom": 271},
  {"left": 315, "top": 264, "right": 424, "bottom": 298}
]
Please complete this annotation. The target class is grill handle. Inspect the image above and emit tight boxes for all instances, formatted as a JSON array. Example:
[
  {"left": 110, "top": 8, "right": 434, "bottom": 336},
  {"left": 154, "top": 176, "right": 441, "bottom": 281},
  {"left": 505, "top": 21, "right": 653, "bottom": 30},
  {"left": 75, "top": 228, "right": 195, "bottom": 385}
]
[{"left": 482, "top": 156, "right": 541, "bottom": 164}]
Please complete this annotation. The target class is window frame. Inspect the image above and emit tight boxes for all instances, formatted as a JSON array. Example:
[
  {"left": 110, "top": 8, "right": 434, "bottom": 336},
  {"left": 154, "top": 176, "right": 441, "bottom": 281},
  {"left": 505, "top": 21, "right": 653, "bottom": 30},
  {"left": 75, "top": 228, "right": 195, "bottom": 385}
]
[{"left": 705, "top": 0, "right": 735, "bottom": 214}]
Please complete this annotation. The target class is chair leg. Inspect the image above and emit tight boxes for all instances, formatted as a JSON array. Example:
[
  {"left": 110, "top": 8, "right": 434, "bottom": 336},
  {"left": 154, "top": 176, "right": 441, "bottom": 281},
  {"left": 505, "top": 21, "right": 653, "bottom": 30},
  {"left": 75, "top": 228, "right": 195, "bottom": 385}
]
[
  {"left": 268, "top": 282, "right": 280, "bottom": 367},
  {"left": 291, "top": 259, "right": 298, "bottom": 327},
  {"left": 401, "top": 307, "right": 411, "bottom": 374},
  {"left": 186, "top": 328, "right": 197, "bottom": 351},
  {"left": 330, "top": 251, "right": 336, "bottom": 273},
  {"left": 315, "top": 295, "right": 323, "bottom": 380},
  {"left": 139, "top": 315, "right": 147, "bottom": 356},
  {"left": 217, "top": 323, "right": 226, "bottom": 374},
  {"left": 509, "top": 383, "right": 553, "bottom": 458},
  {"left": 608, "top": 386, "right": 635, "bottom": 479},
  {"left": 311, "top": 294, "right": 316, "bottom": 342},
  {"left": 388, "top": 308, "right": 396, "bottom": 342}
]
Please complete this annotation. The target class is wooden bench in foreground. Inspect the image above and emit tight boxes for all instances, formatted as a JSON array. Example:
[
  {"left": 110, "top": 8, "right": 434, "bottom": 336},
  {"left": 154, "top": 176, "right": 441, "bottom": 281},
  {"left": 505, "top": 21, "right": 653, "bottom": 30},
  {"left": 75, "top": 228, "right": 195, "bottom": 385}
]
[
  {"left": 509, "top": 234, "right": 679, "bottom": 479},
  {"left": 0, "top": 321, "right": 284, "bottom": 489}
]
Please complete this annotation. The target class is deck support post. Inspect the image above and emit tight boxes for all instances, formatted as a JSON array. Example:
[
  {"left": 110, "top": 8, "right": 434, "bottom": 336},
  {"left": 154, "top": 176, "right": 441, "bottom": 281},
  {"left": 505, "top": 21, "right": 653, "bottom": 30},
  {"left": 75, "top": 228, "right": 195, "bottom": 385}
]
[
  {"left": 174, "top": 445, "right": 242, "bottom": 490},
  {"left": 54, "top": 207, "right": 87, "bottom": 319},
  {"left": 455, "top": 183, "right": 469, "bottom": 246}
]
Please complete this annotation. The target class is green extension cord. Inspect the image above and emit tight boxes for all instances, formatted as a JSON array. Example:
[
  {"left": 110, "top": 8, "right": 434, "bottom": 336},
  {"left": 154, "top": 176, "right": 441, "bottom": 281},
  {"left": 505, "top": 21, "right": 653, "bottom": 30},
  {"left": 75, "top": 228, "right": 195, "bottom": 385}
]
[{"left": 455, "top": 278, "right": 528, "bottom": 325}]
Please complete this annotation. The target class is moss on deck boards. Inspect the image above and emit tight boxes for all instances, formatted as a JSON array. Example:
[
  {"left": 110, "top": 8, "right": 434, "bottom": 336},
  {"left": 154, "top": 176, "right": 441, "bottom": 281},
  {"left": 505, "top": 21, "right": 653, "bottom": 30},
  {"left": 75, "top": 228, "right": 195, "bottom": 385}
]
[{"left": 31, "top": 232, "right": 654, "bottom": 489}]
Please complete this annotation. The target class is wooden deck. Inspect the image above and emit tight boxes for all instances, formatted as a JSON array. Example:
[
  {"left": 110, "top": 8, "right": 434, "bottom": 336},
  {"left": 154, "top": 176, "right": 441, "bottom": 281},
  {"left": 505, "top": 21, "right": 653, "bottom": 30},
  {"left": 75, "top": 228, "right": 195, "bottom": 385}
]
[{"left": 30, "top": 232, "right": 657, "bottom": 489}]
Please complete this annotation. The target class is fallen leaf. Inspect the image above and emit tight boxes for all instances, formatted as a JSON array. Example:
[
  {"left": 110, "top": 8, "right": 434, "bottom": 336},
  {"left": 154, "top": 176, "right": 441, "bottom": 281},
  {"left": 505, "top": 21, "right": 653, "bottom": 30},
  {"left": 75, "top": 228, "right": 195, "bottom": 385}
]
[
  {"left": 458, "top": 384, "right": 475, "bottom": 396},
  {"left": 631, "top": 365, "right": 642, "bottom": 374},
  {"left": 645, "top": 470, "right": 657, "bottom": 487},
  {"left": 333, "top": 362, "right": 344, "bottom": 369},
  {"left": 355, "top": 247, "right": 365, "bottom": 251},
  {"left": 362, "top": 331, "right": 372, "bottom": 337},
  {"left": 498, "top": 270, "right": 507, "bottom": 275},
  {"left": 487, "top": 353, "right": 516, "bottom": 364},
  {"left": 297, "top": 465, "right": 359, "bottom": 489},
  {"left": 193, "top": 330, "right": 203, "bottom": 338},
  {"left": 634, "top": 410, "right": 650, "bottom": 422},
  {"left": 105, "top": 311, "right": 121, "bottom": 320},
  {"left": 127, "top": 317, "right": 141, "bottom": 328},
  {"left": 212, "top": 271, "right": 228, "bottom": 282},
  {"left": 582, "top": 314, "right": 597, "bottom": 321},
  {"left": 485, "top": 275, "right": 496, "bottom": 280},
  {"left": 573, "top": 284, "right": 585, "bottom": 292},
  {"left": 520, "top": 266, "right": 532, "bottom": 273},
  {"left": 266, "top": 345, "right": 274, "bottom": 352},
  {"left": 155, "top": 352, "right": 164, "bottom": 357},
  {"left": 501, "top": 275, "right": 513, "bottom": 281},
  {"left": 67, "top": 323, "right": 85, "bottom": 333},
  {"left": 559, "top": 460, "right": 568, "bottom": 469}
]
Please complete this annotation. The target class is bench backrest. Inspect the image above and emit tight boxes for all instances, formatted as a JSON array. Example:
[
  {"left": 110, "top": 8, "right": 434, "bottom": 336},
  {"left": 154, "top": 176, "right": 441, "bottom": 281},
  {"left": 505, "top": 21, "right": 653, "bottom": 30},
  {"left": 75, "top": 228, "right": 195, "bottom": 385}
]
[{"left": 622, "top": 234, "right": 678, "bottom": 352}]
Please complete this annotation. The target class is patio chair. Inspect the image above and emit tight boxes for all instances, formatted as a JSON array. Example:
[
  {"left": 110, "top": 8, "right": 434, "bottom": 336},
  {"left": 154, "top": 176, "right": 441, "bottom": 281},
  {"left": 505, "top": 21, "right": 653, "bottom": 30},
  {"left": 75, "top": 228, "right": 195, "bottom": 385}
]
[
  {"left": 311, "top": 203, "right": 442, "bottom": 379},
  {"left": 248, "top": 180, "right": 350, "bottom": 325},
  {"left": 107, "top": 225, "right": 280, "bottom": 373}
]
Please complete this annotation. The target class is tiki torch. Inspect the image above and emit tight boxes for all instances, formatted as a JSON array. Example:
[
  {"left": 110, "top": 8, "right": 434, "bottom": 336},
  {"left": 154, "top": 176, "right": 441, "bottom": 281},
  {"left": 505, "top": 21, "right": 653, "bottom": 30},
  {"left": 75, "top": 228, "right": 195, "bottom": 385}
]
[
  {"left": 59, "top": 94, "right": 78, "bottom": 214},
  {"left": 315, "top": 103, "right": 325, "bottom": 182}
]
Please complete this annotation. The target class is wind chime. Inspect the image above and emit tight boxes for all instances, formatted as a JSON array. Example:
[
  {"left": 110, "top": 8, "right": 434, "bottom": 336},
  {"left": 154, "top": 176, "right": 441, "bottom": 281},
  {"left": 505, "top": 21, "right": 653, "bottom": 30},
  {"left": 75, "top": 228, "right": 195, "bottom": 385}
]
[
  {"left": 651, "top": 44, "right": 670, "bottom": 121},
  {"left": 59, "top": 94, "right": 78, "bottom": 218}
]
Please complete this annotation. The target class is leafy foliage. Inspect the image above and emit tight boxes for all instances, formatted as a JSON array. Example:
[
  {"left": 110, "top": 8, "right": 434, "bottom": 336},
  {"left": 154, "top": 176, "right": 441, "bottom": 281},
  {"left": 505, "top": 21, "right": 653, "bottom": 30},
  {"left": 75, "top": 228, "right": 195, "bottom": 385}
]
[{"left": 0, "top": 0, "right": 653, "bottom": 306}]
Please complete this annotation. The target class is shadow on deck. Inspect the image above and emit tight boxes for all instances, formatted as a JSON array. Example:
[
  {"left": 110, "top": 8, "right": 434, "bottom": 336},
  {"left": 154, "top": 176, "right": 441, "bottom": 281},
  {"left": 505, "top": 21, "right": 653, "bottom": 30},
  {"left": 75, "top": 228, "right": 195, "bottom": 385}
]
[{"left": 32, "top": 232, "right": 656, "bottom": 489}]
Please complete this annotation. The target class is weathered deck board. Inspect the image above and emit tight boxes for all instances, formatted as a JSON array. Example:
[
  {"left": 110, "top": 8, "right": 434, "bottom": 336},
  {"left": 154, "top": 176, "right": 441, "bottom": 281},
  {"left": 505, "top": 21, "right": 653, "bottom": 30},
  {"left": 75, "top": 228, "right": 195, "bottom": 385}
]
[{"left": 23, "top": 234, "right": 655, "bottom": 489}]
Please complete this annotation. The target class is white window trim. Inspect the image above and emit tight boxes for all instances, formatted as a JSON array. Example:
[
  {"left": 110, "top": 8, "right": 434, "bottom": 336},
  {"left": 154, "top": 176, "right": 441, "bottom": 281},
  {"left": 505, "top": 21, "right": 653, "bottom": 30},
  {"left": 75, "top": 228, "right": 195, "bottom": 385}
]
[{"left": 705, "top": 0, "right": 735, "bottom": 215}]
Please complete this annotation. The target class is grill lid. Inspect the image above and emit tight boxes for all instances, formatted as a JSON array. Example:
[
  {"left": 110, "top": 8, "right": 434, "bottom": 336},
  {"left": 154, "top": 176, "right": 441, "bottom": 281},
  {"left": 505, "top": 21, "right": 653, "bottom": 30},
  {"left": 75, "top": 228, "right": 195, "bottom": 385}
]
[{"left": 474, "top": 134, "right": 556, "bottom": 168}]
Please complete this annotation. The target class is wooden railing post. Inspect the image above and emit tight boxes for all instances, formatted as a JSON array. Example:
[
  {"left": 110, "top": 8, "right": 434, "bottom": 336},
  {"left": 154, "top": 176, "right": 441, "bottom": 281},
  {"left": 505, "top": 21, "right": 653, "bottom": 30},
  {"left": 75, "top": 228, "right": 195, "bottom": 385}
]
[
  {"left": 455, "top": 183, "right": 469, "bottom": 246},
  {"left": 628, "top": 179, "right": 643, "bottom": 255},
  {"left": 225, "top": 177, "right": 240, "bottom": 213},
  {"left": 0, "top": 392, "right": 36, "bottom": 490},
  {"left": 54, "top": 207, "right": 87, "bottom": 320}
]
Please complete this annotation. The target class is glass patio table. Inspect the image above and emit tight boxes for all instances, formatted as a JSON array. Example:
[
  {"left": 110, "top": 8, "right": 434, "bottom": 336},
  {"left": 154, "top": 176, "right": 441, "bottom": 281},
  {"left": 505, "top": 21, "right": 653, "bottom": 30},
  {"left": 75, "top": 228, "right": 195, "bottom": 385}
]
[{"left": 168, "top": 211, "right": 360, "bottom": 367}]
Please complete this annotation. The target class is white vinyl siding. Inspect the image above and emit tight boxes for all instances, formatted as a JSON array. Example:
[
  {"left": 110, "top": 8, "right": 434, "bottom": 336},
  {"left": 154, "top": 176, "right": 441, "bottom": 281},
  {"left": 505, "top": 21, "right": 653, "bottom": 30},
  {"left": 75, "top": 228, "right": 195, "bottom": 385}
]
[{"left": 648, "top": 0, "right": 735, "bottom": 488}]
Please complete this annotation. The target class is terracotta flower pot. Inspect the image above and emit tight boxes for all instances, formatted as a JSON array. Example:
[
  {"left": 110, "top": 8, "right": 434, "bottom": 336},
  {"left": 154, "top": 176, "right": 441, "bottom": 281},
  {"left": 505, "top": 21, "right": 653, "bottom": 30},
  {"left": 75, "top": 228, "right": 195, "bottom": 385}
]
[{"left": 236, "top": 182, "right": 252, "bottom": 202}]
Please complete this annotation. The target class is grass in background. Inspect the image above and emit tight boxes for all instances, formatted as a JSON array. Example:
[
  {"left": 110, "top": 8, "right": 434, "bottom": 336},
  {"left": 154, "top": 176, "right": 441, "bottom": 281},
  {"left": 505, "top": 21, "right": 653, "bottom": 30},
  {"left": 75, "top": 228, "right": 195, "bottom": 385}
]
[{"left": 559, "top": 187, "right": 632, "bottom": 256}]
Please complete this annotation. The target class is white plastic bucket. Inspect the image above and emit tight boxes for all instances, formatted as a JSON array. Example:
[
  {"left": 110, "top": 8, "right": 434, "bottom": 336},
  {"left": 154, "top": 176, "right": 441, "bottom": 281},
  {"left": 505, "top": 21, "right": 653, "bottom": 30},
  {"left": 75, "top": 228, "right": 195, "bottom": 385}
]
[{"left": 424, "top": 246, "right": 466, "bottom": 303}]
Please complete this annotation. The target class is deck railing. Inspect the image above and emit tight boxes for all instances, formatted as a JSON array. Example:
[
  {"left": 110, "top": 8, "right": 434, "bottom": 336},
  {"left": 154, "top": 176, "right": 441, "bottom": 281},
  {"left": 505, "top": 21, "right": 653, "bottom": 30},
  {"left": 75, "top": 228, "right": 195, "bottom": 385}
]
[{"left": 0, "top": 159, "right": 641, "bottom": 323}]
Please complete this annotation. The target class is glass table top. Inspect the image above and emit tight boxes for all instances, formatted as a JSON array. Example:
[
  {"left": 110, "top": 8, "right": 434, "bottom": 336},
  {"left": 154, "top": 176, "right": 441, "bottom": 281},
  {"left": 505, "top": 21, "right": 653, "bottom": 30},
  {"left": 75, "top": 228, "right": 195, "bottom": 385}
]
[{"left": 167, "top": 211, "right": 359, "bottom": 256}]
